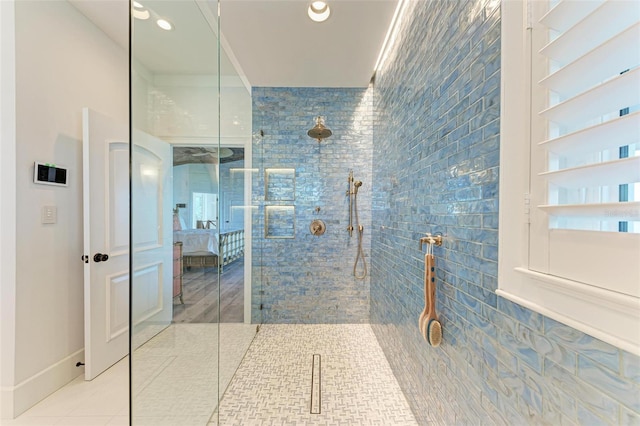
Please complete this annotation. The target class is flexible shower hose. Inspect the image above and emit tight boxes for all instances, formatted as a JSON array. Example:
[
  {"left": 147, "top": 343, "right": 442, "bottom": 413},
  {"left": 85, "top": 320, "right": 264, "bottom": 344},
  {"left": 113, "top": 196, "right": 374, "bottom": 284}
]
[{"left": 353, "top": 191, "right": 367, "bottom": 280}]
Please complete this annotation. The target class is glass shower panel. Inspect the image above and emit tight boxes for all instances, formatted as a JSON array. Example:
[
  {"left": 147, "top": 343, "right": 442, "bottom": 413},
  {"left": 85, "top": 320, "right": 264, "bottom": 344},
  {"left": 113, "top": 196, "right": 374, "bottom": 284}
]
[
  {"left": 217, "top": 38, "right": 259, "bottom": 404},
  {"left": 130, "top": 1, "right": 221, "bottom": 424}
]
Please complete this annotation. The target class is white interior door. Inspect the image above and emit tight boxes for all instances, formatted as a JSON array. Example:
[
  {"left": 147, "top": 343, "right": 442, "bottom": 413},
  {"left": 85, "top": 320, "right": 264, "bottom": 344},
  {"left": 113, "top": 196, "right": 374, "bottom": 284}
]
[
  {"left": 82, "top": 108, "right": 173, "bottom": 380},
  {"left": 82, "top": 108, "right": 130, "bottom": 380},
  {"left": 130, "top": 129, "right": 173, "bottom": 350}
]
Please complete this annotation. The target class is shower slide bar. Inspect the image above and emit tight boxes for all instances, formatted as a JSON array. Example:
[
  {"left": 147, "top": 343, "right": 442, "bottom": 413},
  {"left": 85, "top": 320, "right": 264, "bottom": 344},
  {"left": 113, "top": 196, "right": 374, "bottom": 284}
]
[
  {"left": 347, "top": 170, "right": 367, "bottom": 279},
  {"left": 347, "top": 170, "right": 354, "bottom": 237}
]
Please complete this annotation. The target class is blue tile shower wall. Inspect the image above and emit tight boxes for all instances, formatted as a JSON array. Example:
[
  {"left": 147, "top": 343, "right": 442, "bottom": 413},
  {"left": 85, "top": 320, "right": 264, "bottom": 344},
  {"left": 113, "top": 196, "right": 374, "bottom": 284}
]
[
  {"left": 370, "top": 0, "right": 640, "bottom": 424},
  {"left": 252, "top": 87, "right": 373, "bottom": 323}
]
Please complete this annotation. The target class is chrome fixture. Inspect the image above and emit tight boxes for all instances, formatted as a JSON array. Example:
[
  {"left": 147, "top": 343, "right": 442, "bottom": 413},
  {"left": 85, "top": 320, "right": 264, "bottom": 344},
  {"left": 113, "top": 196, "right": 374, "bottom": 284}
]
[{"left": 307, "top": 116, "right": 332, "bottom": 142}]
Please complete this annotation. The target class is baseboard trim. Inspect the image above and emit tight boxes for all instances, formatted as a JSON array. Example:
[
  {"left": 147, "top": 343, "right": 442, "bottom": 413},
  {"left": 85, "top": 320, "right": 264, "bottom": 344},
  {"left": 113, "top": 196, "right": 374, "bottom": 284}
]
[{"left": 0, "top": 349, "right": 84, "bottom": 419}]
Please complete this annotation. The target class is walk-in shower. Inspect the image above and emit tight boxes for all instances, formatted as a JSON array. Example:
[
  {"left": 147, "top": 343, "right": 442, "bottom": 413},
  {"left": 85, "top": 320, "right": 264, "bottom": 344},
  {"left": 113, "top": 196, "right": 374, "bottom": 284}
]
[{"left": 348, "top": 171, "right": 367, "bottom": 279}]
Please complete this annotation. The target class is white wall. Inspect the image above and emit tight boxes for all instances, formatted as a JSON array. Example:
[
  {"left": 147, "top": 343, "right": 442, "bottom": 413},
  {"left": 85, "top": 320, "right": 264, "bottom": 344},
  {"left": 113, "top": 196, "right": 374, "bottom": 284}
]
[
  {"left": 0, "top": 0, "right": 18, "bottom": 419},
  {"left": 1, "top": 0, "right": 127, "bottom": 418}
]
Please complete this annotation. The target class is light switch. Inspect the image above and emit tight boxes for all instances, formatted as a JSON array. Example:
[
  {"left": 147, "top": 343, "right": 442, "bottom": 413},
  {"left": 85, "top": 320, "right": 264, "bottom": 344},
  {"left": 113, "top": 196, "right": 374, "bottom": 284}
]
[{"left": 42, "top": 206, "right": 57, "bottom": 224}]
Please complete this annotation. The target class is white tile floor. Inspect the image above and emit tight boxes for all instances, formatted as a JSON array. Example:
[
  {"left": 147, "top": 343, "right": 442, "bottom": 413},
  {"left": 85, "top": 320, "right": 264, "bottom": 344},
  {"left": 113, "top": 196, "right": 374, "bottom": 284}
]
[
  {"left": 1, "top": 356, "right": 129, "bottom": 426},
  {"left": 3, "top": 324, "right": 417, "bottom": 426},
  {"left": 2, "top": 324, "right": 256, "bottom": 426}
]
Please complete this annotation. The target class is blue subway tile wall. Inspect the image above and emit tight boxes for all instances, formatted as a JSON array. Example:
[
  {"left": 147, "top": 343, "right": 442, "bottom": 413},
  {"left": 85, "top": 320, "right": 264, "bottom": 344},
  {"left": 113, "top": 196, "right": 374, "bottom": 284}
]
[
  {"left": 370, "top": 0, "right": 640, "bottom": 424},
  {"left": 251, "top": 87, "right": 373, "bottom": 323}
]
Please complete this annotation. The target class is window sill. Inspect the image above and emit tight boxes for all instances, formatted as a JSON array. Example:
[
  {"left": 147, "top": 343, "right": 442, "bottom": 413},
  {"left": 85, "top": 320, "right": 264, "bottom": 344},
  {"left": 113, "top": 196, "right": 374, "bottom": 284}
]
[{"left": 497, "top": 267, "right": 640, "bottom": 356}]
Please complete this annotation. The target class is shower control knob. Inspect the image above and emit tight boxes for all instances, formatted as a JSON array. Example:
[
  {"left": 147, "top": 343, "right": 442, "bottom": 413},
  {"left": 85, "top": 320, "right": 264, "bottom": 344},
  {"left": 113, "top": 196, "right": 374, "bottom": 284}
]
[{"left": 310, "top": 220, "right": 326, "bottom": 236}]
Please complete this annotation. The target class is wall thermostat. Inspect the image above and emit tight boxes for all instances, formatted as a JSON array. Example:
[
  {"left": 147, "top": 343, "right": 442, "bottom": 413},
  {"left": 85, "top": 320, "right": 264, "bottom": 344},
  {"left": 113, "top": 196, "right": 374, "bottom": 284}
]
[{"left": 34, "top": 162, "right": 68, "bottom": 187}]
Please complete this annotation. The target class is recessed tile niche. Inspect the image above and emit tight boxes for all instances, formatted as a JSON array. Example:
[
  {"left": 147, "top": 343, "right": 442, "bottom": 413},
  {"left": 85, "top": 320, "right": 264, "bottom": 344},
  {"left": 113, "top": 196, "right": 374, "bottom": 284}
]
[
  {"left": 265, "top": 168, "right": 295, "bottom": 201},
  {"left": 265, "top": 205, "right": 295, "bottom": 239}
]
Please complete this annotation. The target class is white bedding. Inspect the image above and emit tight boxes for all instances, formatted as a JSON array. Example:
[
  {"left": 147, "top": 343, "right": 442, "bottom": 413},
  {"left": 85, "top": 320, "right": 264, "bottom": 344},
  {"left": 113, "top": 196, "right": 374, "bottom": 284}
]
[{"left": 174, "top": 229, "right": 219, "bottom": 255}]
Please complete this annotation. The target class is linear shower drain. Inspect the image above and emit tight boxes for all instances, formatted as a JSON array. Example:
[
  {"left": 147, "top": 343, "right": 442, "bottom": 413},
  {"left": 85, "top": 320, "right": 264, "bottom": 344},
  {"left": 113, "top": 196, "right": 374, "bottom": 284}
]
[{"left": 310, "top": 354, "right": 321, "bottom": 414}]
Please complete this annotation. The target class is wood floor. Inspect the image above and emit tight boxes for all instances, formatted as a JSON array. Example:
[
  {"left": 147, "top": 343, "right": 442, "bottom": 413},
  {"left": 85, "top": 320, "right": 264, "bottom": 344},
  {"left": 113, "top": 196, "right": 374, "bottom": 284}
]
[{"left": 172, "top": 258, "right": 244, "bottom": 323}]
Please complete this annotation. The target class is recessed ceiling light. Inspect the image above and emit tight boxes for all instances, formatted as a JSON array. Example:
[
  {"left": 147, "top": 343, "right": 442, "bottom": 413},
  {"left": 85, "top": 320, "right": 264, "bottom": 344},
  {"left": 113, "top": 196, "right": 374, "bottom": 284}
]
[
  {"left": 308, "top": 1, "right": 330, "bottom": 23},
  {"left": 156, "top": 18, "right": 173, "bottom": 31},
  {"left": 132, "top": 1, "right": 150, "bottom": 20}
]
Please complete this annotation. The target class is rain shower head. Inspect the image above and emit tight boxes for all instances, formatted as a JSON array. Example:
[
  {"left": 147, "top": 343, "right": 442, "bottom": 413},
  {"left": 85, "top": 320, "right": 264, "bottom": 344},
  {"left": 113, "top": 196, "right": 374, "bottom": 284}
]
[{"left": 307, "top": 116, "right": 332, "bottom": 142}]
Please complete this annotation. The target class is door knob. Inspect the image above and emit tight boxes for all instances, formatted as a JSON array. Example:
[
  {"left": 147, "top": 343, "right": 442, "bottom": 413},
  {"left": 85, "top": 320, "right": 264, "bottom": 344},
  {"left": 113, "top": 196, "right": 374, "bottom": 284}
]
[{"left": 93, "top": 253, "right": 109, "bottom": 263}]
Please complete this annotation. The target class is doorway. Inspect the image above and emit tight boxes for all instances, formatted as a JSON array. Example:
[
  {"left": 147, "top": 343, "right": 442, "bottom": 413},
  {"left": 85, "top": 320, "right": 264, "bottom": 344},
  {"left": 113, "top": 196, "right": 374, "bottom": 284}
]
[{"left": 171, "top": 146, "right": 247, "bottom": 324}]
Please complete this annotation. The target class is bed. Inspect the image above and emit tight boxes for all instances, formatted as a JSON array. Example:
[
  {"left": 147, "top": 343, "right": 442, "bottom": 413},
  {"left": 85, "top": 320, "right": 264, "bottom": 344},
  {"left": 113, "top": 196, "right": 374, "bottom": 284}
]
[{"left": 173, "top": 229, "right": 219, "bottom": 269}]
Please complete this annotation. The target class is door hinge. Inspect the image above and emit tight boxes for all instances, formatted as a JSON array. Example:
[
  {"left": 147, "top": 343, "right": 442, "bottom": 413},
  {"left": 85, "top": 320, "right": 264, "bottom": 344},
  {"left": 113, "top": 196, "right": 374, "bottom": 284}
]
[
  {"left": 259, "top": 303, "right": 264, "bottom": 310},
  {"left": 524, "top": 193, "right": 531, "bottom": 224}
]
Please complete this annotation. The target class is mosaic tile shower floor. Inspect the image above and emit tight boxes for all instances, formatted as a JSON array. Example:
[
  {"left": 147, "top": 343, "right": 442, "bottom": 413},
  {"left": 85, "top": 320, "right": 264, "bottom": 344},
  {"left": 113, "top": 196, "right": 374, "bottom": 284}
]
[{"left": 215, "top": 324, "right": 418, "bottom": 425}]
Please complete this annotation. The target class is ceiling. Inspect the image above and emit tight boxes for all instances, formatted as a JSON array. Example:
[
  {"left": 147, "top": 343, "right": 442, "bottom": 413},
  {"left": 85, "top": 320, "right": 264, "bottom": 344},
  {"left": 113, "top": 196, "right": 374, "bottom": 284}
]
[
  {"left": 220, "top": 0, "right": 398, "bottom": 87},
  {"left": 68, "top": 0, "right": 239, "bottom": 75},
  {"left": 69, "top": 0, "right": 398, "bottom": 88}
]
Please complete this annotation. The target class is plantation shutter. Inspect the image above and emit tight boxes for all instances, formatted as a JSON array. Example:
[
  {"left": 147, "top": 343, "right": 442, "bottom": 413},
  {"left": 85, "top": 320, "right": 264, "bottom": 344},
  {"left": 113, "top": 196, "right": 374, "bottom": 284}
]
[{"left": 530, "top": 0, "right": 640, "bottom": 297}]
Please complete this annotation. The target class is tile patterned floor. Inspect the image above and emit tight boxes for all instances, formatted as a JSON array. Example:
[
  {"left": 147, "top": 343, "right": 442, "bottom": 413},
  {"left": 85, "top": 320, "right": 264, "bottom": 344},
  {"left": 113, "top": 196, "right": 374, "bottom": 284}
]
[
  {"left": 3, "top": 324, "right": 417, "bottom": 426},
  {"left": 215, "top": 324, "right": 418, "bottom": 425}
]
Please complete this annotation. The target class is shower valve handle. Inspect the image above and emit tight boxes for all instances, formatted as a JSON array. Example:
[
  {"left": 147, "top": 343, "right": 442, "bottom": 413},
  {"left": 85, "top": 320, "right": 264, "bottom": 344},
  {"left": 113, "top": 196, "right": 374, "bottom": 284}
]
[{"left": 310, "top": 220, "right": 326, "bottom": 236}]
